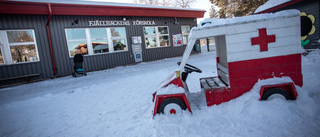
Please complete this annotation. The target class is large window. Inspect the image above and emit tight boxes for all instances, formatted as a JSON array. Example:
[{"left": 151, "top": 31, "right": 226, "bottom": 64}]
[
  {"left": 144, "top": 26, "right": 169, "bottom": 48},
  {"left": 66, "top": 29, "right": 88, "bottom": 56},
  {"left": 65, "top": 27, "right": 127, "bottom": 57},
  {"left": 0, "top": 30, "right": 39, "bottom": 64},
  {"left": 181, "top": 26, "right": 190, "bottom": 45},
  {"left": 90, "top": 28, "right": 108, "bottom": 54}
]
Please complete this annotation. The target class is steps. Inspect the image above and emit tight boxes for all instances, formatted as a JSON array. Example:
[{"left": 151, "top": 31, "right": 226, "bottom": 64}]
[{"left": 200, "top": 77, "right": 227, "bottom": 90}]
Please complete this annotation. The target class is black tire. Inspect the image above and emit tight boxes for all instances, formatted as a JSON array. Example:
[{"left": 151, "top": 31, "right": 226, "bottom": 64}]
[
  {"left": 261, "top": 88, "right": 292, "bottom": 100},
  {"left": 159, "top": 98, "right": 187, "bottom": 114},
  {"left": 72, "top": 72, "right": 76, "bottom": 77},
  {"left": 84, "top": 71, "right": 87, "bottom": 76}
]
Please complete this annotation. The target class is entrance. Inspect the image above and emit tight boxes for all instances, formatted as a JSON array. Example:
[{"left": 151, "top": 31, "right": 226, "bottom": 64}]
[
  {"left": 215, "top": 35, "right": 229, "bottom": 85},
  {"left": 132, "top": 36, "right": 143, "bottom": 62}
]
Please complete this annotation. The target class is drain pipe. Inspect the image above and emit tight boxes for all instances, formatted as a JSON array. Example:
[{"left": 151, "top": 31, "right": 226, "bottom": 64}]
[{"left": 46, "top": 3, "right": 57, "bottom": 77}]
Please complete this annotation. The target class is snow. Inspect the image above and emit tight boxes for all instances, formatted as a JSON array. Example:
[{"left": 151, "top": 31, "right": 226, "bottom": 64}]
[
  {"left": 156, "top": 84, "right": 185, "bottom": 96},
  {"left": 255, "top": 0, "right": 292, "bottom": 13},
  {"left": 10, "top": 0, "right": 205, "bottom": 11},
  {"left": 199, "top": 9, "right": 300, "bottom": 28},
  {"left": 1, "top": 50, "right": 320, "bottom": 136},
  {"left": 256, "top": 76, "right": 294, "bottom": 87}
]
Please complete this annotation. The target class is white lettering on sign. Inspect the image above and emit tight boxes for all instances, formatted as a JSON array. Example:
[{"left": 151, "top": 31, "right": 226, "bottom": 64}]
[
  {"left": 89, "top": 20, "right": 131, "bottom": 26},
  {"left": 88, "top": 20, "right": 156, "bottom": 26},
  {"left": 132, "top": 20, "right": 156, "bottom": 25}
]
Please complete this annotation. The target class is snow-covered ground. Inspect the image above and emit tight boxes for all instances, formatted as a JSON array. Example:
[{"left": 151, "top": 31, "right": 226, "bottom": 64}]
[{"left": 0, "top": 50, "right": 320, "bottom": 136}]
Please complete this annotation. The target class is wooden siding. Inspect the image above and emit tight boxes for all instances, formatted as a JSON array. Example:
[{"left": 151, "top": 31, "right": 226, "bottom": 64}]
[
  {"left": 270, "top": 0, "right": 319, "bottom": 49},
  {"left": 0, "top": 15, "right": 53, "bottom": 86},
  {"left": 50, "top": 16, "right": 197, "bottom": 76},
  {"left": 0, "top": 14, "right": 197, "bottom": 86}
]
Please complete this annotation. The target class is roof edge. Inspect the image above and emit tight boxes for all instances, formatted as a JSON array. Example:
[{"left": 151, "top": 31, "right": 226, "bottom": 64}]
[
  {"left": 6, "top": 0, "right": 206, "bottom": 12},
  {"left": 0, "top": 0, "right": 205, "bottom": 18},
  {"left": 255, "top": 0, "right": 305, "bottom": 14}
]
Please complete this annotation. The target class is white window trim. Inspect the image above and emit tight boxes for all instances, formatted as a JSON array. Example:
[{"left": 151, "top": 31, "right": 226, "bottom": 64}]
[
  {"left": 181, "top": 26, "right": 190, "bottom": 46},
  {"left": 110, "top": 27, "right": 128, "bottom": 52},
  {"left": 144, "top": 26, "right": 170, "bottom": 49},
  {"left": 65, "top": 27, "right": 128, "bottom": 57},
  {"left": 106, "top": 28, "right": 113, "bottom": 53},
  {"left": 65, "top": 28, "right": 88, "bottom": 57},
  {"left": 0, "top": 32, "right": 9, "bottom": 64},
  {"left": 89, "top": 28, "right": 109, "bottom": 54},
  {"left": 0, "top": 29, "right": 40, "bottom": 65},
  {"left": 0, "top": 43, "right": 5, "bottom": 64},
  {"left": 85, "top": 29, "right": 94, "bottom": 55}
]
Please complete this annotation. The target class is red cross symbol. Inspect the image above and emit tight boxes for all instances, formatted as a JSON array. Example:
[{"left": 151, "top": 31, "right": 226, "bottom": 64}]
[{"left": 251, "top": 28, "right": 276, "bottom": 52}]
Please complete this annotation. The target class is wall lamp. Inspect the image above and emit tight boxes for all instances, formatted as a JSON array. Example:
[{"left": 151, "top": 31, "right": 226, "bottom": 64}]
[
  {"left": 174, "top": 17, "right": 179, "bottom": 25},
  {"left": 72, "top": 19, "right": 79, "bottom": 25}
]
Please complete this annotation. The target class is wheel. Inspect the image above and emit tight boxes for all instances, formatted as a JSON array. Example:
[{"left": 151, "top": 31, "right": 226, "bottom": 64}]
[
  {"left": 72, "top": 72, "right": 76, "bottom": 77},
  {"left": 159, "top": 98, "right": 187, "bottom": 114},
  {"left": 84, "top": 71, "right": 87, "bottom": 76},
  {"left": 261, "top": 88, "right": 292, "bottom": 100}
]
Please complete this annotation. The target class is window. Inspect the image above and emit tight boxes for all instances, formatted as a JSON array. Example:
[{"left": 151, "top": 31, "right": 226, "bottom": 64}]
[
  {"left": 90, "top": 28, "right": 109, "bottom": 54},
  {"left": 65, "top": 27, "right": 128, "bottom": 57},
  {"left": 144, "top": 26, "right": 169, "bottom": 48},
  {"left": 0, "top": 30, "right": 39, "bottom": 64},
  {"left": 66, "top": 29, "right": 88, "bottom": 56},
  {"left": 181, "top": 26, "right": 190, "bottom": 45},
  {"left": 111, "top": 28, "right": 127, "bottom": 51},
  {"left": 0, "top": 47, "right": 3, "bottom": 64}
]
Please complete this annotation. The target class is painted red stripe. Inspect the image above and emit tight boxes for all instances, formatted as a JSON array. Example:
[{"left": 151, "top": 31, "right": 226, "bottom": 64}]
[
  {"left": 228, "top": 54, "right": 301, "bottom": 71},
  {"left": 229, "top": 63, "right": 301, "bottom": 79},
  {"left": 227, "top": 54, "right": 303, "bottom": 98}
]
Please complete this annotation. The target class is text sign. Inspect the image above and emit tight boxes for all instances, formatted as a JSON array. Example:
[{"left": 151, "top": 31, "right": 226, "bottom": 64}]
[{"left": 89, "top": 20, "right": 155, "bottom": 26}]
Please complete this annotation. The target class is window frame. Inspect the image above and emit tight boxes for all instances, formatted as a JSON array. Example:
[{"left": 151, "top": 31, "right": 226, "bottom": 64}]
[
  {"left": 144, "top": 26, "right": 170, "bottom": 49},
  {"left": 89, "top": 28, "right": 109, "bottom": 54},
  {"left": 181, "top": 26, "right": 190, "bottom": 46},
  {"left": 0, "top": 29, "right": 40, "bottom": 65},
  {"left": 65, "top": 27, "right": 128, "bottom": 57},
  {"left": 0, "top": 45, "right": 4, "bottom": 64},
  {"left": 65, "top": 28, "right": 88, "bottom": 56},
  {"left": 110, "top": 27, "right": 128, "bottom": 52}
]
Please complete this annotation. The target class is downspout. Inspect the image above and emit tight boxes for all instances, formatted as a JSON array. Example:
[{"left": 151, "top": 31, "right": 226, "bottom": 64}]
[{"left": 46, "top": 3, "right": 57, "bottom": 77}]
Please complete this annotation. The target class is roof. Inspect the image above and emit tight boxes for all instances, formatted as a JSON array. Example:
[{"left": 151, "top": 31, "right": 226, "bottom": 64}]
[
  {"left": 0, "top": 0, "right": 205, "bottom": 18},
  {"left": 255, "top": 0, "right": 305, "bottom": 14},
  {"left": 199, "top": 9, "right": 300, "bottom": 29}
]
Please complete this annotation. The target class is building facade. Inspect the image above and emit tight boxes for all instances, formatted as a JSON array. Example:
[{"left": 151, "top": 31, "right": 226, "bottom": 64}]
[
  {"left": 255, "top": 0, "right": 319, "bottom": 49},
  {"left": 0, "top": 0, "right": 205, "bottom": 87}
]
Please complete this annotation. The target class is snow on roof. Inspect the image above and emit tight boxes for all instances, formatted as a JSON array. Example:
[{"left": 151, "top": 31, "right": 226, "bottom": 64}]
[
  {"left": 7, "top": 0, "right": 205, "bottom": 12},
  {"left": 198, "top": 9, "right": 300, "bottom": 29},
  {"left": 254, "top": 0, "right": 292, "bottom": 13}
]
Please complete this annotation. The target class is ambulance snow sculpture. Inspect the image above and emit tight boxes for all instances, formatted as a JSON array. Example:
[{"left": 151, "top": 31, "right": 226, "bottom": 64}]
[{"left": 152, "top": 10, "right": 303, "bottom": 117}]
